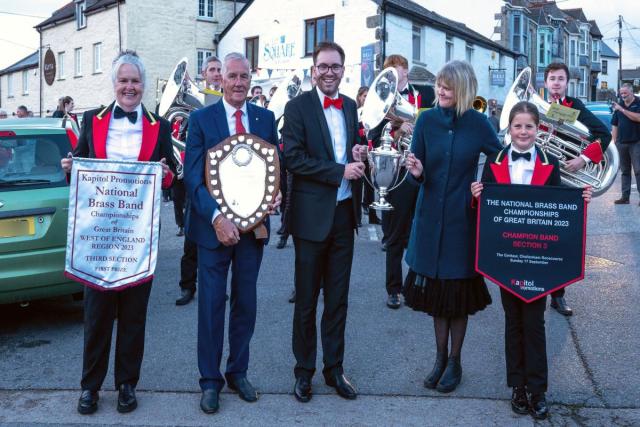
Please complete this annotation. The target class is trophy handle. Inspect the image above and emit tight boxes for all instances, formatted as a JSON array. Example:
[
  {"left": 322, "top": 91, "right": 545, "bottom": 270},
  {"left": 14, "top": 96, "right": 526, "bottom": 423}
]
[{"left": 387, "top": 148, "right": 411, "bottom": 192}]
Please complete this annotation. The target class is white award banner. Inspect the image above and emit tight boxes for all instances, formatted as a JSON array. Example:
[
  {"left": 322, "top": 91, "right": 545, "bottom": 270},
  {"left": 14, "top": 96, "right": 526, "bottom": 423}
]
[{"left": 65, "top": 158, "right": 162, "bottom": 290}]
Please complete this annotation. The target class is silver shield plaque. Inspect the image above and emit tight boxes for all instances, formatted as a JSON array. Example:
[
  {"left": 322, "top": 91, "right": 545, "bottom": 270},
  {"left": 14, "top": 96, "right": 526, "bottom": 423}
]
[{"left": 206, "top": 133, "right": 280, "bottom": 233}]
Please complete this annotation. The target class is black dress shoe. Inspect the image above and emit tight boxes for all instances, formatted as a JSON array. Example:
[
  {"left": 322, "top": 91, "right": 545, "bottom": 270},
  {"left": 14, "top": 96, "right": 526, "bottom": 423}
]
[
  {"left": 294, "top": 377, "right": 312, "bottom": 402},
  {"left": 200, "top": 389, "right": 219, "bottom": 414},
  {"left": 529, "top": 392, "right": 549, "bottom": 420},
  {"left": 511, "top": 386, "right": 529, "bottom": 415},
  {"left": 325, "top": 374, "right": 357, "bottom": 400},
  {"left": 614, "top": 198, "right": 630, "bottom": 204},
  {"left": 176, "top": 226, "right": 185, "bottom": 236},
  {"left": 386, "top": 293, "right": 401, "bottom": 309},
  {"left": 424, "top": 352, "right": 447, "bottom": 389},
  {"left": 175, "top": 288, "right": 195, "bottom": 306},
  {"left": 117, "top": 384, "right": 137, "bottom": 413},
  {"left": 288, "top": 289, "right": 296, "bottom": 303},
  {"left": 77, "top": 390, "right": 98, "bottom": 415},
  {"left": 436, "top": 356, "right": 462, "bottom": 393},
  {"left": 227, "top": 377, "right": 258, "bottom": 402},
  {"left": 550, "top": 296, "right": 573, "bottom": 316},
  {"left": 276, "top": 236, "right": 287, "bottom": 249}
]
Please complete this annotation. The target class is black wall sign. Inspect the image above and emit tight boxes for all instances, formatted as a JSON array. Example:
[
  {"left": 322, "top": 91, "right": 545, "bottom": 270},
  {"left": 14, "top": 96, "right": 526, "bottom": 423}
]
[
  {"left": 43, "top": 48, "right": 56, "bottom": 86},
  {"left": 475, "top": 183, "right": 586, "bottom": 303}
]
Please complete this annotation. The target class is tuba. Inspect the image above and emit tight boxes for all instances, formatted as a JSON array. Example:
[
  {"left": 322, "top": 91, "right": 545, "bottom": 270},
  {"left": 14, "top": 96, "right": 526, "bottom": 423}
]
[
  {"left": 158, "top": 58, "right": 206, "bottom": 178},
  {"left": 267, "top": 71, "right": 304, "bottom": 140},
  {"left": 500, "top": 67, "right": 618, "bottom": 197},
  {"left": 360, "top": 67, "right": 418, "bottom": 151}
]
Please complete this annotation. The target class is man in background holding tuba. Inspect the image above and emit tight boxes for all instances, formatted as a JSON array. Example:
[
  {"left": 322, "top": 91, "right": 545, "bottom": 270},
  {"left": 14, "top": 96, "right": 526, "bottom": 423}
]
[
  {"left": 543, "top": 62, "right": 612, "bottom": 316},
  {"left": 367, "top": 54, "right": 435, "bottom": 310}
]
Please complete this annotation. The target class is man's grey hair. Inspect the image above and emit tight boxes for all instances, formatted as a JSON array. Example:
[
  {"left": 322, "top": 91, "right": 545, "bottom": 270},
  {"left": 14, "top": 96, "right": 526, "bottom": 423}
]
[
  {"left": 0, "top": 109, "right": 7, "bottom": 117},
  {"left": 222, "top": 52, "right": 251, "bottom": 74},
  {"left": 201, "top": 55, "right": 221, "bottom": 73},
  {"left": 111, "top": 50, "right": 146, "bottom": 88},
  {"left": 621, "top": 83, "right": 634, "bottom": 92}
]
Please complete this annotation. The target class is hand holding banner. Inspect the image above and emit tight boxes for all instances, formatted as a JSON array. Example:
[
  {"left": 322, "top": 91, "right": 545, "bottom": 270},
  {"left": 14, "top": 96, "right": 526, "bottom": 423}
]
[{"left": 65, "top": 158, "right": 162, "bottom": 290}]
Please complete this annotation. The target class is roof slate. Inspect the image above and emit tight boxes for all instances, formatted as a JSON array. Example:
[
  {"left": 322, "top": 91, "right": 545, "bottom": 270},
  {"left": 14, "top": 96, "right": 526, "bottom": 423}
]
[{"left": 0, "top": 51, "right": 39, "bottom": 75}]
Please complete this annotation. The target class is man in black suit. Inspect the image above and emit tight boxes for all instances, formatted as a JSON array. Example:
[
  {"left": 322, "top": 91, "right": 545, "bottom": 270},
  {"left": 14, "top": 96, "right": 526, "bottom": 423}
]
[{"left": 283, "top": 41, "right": 365, "bottom": 402}]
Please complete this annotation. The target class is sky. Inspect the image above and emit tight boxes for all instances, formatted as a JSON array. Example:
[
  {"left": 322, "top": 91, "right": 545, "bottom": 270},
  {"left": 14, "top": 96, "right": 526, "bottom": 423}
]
[{"left": 1, "top": 0, "right": 639, "bottom": 70}]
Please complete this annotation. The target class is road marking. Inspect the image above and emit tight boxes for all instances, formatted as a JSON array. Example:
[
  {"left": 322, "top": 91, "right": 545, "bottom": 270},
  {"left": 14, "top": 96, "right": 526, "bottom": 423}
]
[{"left": 368, "top": 226, "right": 378, "bottom": 241}]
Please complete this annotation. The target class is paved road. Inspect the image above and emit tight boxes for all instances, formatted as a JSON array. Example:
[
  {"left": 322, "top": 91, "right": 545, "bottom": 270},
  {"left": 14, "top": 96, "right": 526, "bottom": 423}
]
[{"left": 1, "top": 179, "right": 639, "bottom": 426}]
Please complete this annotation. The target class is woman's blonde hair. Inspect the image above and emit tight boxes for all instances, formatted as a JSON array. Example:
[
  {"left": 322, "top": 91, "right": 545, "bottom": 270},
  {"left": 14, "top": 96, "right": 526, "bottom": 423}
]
[{"left": 435, "top": 60, "right": 477, "bottom": 117}]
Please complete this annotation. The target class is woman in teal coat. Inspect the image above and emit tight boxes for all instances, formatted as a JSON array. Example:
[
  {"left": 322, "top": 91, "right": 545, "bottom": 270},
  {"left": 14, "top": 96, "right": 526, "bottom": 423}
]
[{"left": 403, "top": 60, "right": 502, "bottom": 393}]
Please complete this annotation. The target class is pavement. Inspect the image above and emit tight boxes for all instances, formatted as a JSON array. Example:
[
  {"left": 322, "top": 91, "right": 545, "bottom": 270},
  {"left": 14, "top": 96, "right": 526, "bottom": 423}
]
[{"left": 1, "top": 178, "right": 639, "bottom": 426}]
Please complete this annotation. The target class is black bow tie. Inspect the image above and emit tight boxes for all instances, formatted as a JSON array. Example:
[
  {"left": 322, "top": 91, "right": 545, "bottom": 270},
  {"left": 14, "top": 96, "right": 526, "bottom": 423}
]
[
  {"left": 113, "top": 106, "right": 138, "bottom": 124},
  {"left": 400, "top": 87, "right": 410, "bottom": 95},
  {"left": 511, "top": 151, "right": 531, "bottom": 162}
]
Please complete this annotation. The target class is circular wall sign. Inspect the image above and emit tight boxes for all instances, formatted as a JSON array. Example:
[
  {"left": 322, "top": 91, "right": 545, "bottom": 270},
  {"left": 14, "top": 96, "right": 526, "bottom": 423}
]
[{"left": 43, "top": 48, "right": 56, "bottom": 86}]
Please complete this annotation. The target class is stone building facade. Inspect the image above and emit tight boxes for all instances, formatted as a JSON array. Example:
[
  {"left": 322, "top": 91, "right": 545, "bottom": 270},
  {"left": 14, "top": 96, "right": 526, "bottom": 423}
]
[
  {"left": 35, "top": 0, "right": 246, "bottom": 115},
  {"left": 493, "top": 0, "right": 605, "bottom": 101}
]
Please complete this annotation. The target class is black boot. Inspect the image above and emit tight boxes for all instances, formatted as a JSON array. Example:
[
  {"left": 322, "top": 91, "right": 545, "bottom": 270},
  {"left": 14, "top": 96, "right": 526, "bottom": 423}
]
[
  {"left": 529, "top": 392, "right": 549, "bottom": 420},
  {"left": 423, "top": 352, "right": 447, "bottom": 389},
  {"left": 436, "top": 356, "right": 462, "bottom": 393},
  {"left": 511, "top": 386, "right": 529, "bottom": 415}
]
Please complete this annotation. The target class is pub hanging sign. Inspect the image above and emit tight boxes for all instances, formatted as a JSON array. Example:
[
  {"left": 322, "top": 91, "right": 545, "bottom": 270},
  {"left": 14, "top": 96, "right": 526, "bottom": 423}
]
[{"left": 43, "top": 48, "right": 56, "bottom": 86}]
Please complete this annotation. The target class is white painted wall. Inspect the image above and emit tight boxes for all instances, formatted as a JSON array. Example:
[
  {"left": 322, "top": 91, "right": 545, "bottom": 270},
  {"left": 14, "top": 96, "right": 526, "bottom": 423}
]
[
  {"left": 600, "top": 55, "right": 619, "bottom": 94},
  {"left": 0, "top": 67, "right": 40, "bottom": 117}
]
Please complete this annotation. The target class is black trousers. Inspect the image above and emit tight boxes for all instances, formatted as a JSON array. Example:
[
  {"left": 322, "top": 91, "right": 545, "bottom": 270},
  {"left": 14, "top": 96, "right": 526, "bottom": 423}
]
[
  {"left": 81, "top": 280, "right": 152, "bottom": 391},
  {"left": 172, "top": 179, "right": 186, "bottom": 228},
  {"left": 616, "top": 141, "right": 640, "bottom": 198},
  {"left": 292, "top": 199, "right": 355, "bottom": 380},
  {"left": 381, "top": 177, "right": 417, "bottom": 295},
  {"left": 500, "top": 289, "right": 548, "bottom": 393},
  {"left": 551, "top": 287, "right": 565, "bottom": 298},
  {"left": 179, "top": 236, "right": 198, "bottom": 292}
]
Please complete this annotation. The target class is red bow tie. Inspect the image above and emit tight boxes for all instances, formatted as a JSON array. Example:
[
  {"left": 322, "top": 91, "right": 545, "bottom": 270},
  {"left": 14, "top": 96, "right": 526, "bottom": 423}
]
[{"left": 323, "top": 96, "right": 343, "bottom": 110}]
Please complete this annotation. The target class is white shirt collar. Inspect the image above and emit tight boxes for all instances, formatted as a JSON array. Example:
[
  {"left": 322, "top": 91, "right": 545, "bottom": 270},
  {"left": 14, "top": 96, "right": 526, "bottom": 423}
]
[
  {"left": 113, "top": 102, "right": 142, "bottom": 119},
  {"left": 316, "top": 86, "right": 339, "bottom": 105},
  {"left": 221, "top": 97, "right": 247, "bottom": 118}
]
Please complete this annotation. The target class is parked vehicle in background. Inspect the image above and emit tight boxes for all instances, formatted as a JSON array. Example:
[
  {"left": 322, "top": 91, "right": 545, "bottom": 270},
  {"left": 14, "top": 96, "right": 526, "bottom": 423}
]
[
  {"left": 585, "top": 102, "right": 613, "bottom": 131},
  {"left": 0, "top": 118, "right": 81, "bottom": 305}
]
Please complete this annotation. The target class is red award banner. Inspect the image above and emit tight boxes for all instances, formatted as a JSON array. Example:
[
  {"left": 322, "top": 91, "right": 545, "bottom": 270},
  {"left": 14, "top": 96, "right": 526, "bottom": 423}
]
[
  {"left": 64, "top": 158, "right": 162, "bottom": 290},
  {"left": 475, "top": 183, "right": 587, "bottom": 303}
]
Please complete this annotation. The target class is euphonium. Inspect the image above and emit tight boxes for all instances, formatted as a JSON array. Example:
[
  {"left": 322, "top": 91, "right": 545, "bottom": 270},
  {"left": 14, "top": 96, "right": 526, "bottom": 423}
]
[
  {"left": 499, "top": 67, "right": 618, "bottom": 197},
  {"left": 158, "top": 58, "right": 206, "bottom": 179}
]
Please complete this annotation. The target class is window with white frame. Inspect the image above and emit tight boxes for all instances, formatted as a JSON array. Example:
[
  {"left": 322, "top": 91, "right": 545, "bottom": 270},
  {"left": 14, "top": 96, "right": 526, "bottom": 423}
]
[
  {"left": 76, "top": 1, "right": 86, "bottom": 29},
  {"left": 537, "top": 28, "right": 552, "bottom": 67},
  {"left": 591, "top": 39, "right": 600, "bottom": 62},
  {"left": 412, "top": 25, "right": 421, "bottom": 62},
  {"left": 512, "top": 13, "right": 522, "bottom": 52},
  {"left": 579, "top": 67, "right": 586, "bottom": 97},
  {"left": 93, "top": 43, "right": 102, "bottom": 73},
  {"left": 579, "top": 27, "right": 588, "bottom": 56},
  {"left": 569, "top": 81, "right": 576, "bottom": 97},
  {"left": 22, "top": 70, "right": 28, "bottom": 95},
  {"left": 602, "top": 59, "right": 608, "bottom": 75},
  {"left": 569, "top": 39, "right": 577, "bottom": 67},
  {"left": 7, "top": 74, "right": 14, "bottom": 97},
  {"left": 197, "top": 49, "right": 214, "bottom": 75},
  {"left": 74, "top": 47, "right": 82, "bottom": 76},
  {"left": 465, "top": 42, "right": 474, "bottom": 63},
  {"left": 198, "top": 0, "right": 214, "bottom": 19},
  {"left": 446, "top": 35, "right": 454, "bottom": 62},
  {"left": 58, "top": 51, "right": 65, "bottom": 79}
]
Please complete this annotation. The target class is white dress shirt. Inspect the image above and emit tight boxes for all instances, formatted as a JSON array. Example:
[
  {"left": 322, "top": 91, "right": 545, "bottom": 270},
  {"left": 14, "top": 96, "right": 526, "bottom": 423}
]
[
  {"left": 316, "top": 86, "right": 351, "bottom": 202},
  {"left": 212, "top": 98, "right": 251, "bottom": 224},
  {"left": 508, "top": 145, "right": 536, "bottom": 185},
  {"left": 106, "top": 103, "right": 143, "bottom": 161},
  {"left": 221, "top": 97, "right": 250, "bottom": 135}
]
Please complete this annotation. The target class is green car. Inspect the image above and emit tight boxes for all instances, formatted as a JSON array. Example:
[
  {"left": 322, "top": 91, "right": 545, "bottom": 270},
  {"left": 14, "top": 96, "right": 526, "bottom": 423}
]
[{"left": 0, "top": 118, "right": 82, "bottom": 304}]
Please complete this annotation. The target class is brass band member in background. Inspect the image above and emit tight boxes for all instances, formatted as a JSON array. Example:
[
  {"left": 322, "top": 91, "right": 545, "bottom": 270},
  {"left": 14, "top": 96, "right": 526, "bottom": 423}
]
[{"left": 542, "top": 62, "right": 611, "bottom": 316}]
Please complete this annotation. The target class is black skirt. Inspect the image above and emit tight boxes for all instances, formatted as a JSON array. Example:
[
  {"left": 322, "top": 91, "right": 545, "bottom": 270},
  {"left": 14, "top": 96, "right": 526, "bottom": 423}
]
[{"left": 403, "top": 270, "right": 492, "bottom": 317}]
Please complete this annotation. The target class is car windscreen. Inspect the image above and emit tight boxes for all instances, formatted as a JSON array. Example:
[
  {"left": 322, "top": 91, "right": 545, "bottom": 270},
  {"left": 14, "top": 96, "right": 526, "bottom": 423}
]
[{"left": 0, "top": 133, "right": 71, "bottom": 191}]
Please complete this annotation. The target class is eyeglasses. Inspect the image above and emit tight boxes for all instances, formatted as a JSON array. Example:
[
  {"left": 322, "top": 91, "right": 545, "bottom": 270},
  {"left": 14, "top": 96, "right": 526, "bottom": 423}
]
[{"left": 316, "top": 64, "right": 344, "bottom": 74}]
